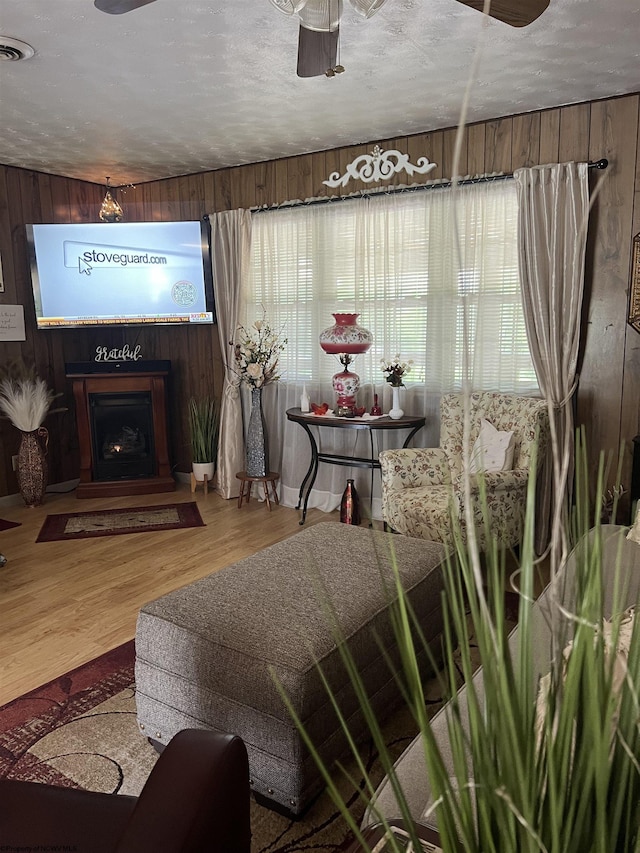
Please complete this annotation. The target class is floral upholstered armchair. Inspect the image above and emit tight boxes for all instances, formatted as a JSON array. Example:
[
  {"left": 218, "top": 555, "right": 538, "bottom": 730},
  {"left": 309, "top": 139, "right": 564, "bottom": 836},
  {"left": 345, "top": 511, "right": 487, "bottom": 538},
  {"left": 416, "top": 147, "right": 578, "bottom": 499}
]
[{"left": 379, "top": 392, "right": 549, "bottom": 550}]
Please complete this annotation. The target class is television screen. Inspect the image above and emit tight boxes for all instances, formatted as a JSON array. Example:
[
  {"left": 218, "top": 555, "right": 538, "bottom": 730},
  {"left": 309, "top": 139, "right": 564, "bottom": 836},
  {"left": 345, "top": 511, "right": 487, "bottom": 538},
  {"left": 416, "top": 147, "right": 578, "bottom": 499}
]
[{"left": 26, "top": 220, "right": 214, "bottom": 329}]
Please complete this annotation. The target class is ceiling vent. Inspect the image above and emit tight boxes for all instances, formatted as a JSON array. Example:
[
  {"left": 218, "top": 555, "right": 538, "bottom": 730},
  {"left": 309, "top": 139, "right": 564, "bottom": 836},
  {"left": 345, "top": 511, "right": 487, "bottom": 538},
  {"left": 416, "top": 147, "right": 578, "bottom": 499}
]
[{"left": 0, "top": 37, "right": 35, "bottom": 61}]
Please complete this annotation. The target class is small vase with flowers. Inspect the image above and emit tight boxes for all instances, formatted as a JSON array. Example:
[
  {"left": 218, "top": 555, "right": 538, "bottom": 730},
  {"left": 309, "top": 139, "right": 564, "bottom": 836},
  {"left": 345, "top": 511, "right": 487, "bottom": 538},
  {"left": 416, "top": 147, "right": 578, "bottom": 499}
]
[{"left": 380, "top": 355, "right": 413, "bottom": 419}]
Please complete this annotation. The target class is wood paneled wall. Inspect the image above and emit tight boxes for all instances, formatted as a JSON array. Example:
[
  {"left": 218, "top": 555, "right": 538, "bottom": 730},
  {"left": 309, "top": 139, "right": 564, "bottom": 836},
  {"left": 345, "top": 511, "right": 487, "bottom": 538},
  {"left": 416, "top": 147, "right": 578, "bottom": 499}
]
[{"left": 0, "top": 93, "right": 639, "bottom": 502}]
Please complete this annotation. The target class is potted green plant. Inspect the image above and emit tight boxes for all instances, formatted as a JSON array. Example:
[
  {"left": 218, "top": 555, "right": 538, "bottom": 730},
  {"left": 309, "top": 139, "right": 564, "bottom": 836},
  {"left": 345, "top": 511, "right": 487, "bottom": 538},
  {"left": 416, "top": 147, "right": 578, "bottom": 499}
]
[
  {"left": 276, "top": 431, "right": 640, "bottom": 853},
  {"left": 188, "top": 396, "right": 219, "bottom": 484}
]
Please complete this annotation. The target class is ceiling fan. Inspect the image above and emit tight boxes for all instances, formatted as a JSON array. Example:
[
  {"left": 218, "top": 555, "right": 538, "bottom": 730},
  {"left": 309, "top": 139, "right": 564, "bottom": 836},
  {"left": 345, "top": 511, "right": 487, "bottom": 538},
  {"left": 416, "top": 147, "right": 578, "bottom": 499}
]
[{"left": 94, "top": 0, "right": 550, "bottom": 77}]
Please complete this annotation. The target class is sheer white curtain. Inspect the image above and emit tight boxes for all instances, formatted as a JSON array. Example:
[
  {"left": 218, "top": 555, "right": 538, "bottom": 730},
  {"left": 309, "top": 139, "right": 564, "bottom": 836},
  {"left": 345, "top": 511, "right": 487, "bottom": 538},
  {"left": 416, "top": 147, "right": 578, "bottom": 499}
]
[{"left": 244, "top": 181, "right": 538, "bottom": 517}]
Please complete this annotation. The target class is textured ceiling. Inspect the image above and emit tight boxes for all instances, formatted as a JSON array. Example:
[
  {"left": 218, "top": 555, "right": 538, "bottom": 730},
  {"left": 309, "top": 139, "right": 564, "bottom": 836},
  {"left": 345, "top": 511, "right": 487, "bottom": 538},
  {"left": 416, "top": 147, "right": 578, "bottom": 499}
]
[{"left": 0, "top": 0, "right": 638, "bottom": 186}]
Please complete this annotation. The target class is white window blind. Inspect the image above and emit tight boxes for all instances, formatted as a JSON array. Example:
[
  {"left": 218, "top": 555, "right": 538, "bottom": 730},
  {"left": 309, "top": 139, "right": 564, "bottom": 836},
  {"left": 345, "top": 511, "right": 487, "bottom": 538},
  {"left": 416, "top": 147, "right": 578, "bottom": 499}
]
[{"left": 245, "top": 180, "right": 538, "bottom": 396}]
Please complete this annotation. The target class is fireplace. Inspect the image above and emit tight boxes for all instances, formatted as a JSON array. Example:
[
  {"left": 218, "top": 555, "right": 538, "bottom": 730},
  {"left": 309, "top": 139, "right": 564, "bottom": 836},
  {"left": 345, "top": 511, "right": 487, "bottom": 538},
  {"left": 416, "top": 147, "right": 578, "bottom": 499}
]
[
  {"left": 90, "top": 391, "right": 155, "bottom": 481},
  {"left": 66, "top": 361, "right": 175, "bottom": 498}
]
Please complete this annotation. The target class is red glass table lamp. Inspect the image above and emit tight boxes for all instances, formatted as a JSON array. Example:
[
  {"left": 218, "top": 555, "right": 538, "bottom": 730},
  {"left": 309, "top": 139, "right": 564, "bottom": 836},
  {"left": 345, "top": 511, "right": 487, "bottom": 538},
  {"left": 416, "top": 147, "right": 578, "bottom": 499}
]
[{"left": 319, "top": 313, "right": 372, "bottom": 416}]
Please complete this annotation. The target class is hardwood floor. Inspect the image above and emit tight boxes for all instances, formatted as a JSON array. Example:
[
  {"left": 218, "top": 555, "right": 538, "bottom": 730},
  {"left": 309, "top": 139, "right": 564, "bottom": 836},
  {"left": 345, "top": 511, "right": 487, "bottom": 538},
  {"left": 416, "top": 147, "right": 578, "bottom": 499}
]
[{"left": 0, "top": 483, "right": 336, "bottom": 706}]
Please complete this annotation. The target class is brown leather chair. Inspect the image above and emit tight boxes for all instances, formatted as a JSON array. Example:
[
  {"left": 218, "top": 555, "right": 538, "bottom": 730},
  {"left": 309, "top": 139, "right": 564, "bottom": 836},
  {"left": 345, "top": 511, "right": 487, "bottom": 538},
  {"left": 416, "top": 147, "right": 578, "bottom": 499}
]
[{"left": 0, "top": 729, "right": 251, "bottom": 853}]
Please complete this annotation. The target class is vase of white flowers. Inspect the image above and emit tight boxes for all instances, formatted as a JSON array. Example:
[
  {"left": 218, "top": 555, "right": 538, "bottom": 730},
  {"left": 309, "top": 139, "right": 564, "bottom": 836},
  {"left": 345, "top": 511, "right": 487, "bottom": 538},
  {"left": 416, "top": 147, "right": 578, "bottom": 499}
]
[
  {"left": 381, "top": 355, "right": 413, "bottom": 419},
  {"left": 232, "top": 317, "right": 287, "bottom": 478}
]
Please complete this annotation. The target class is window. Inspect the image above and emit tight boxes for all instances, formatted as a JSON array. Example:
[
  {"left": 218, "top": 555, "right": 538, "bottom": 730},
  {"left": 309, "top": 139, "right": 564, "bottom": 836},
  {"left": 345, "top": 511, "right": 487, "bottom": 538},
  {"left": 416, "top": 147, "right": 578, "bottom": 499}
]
[{"left": 245, "top": 180, "right": 538, "bottom": 397}]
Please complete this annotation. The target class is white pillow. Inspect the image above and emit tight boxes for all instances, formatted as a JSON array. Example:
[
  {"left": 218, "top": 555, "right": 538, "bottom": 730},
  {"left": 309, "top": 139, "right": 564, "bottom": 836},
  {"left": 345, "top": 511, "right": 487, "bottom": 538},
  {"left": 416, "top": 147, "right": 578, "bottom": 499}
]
[
  {"left": 627, "top": 504, "right": 640, "bottom": 544},
  {"left": 468, "top": 418, "right": 516, "bottom": 474},
  {"left": 535, "top": 606, "right": 636, "bottom": 748}
]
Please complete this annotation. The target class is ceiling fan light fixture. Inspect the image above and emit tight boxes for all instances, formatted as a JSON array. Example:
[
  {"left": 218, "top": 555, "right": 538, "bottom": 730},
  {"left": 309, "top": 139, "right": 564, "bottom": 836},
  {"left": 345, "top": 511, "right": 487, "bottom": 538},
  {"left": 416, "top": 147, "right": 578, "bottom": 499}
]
[
  {"left": 276, "top": 0, "right": 385, "bottom": 77},
  {"left": 347, "top": 0, "right": 389, "bottom": 18},
  {"left": 268, "top": 0, "right": 309, "bottom": 15},
  {"left": 298, "top": 0, "right": 343, "bottom": 32}
]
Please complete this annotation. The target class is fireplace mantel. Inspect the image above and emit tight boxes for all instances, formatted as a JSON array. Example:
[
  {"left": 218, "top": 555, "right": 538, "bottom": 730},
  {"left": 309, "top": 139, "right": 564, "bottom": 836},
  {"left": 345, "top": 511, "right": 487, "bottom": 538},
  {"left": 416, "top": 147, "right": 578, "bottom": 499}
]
[{"left": 66, "top": 361, "right": 175, "bottom": 499}]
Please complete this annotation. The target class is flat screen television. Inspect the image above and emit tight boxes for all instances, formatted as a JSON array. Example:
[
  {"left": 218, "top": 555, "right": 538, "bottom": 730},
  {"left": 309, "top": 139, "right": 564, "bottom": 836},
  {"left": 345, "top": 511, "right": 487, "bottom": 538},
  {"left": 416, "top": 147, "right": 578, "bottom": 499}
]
[{"left": 26, "top": 220, "right": 214, "bottom": 329}]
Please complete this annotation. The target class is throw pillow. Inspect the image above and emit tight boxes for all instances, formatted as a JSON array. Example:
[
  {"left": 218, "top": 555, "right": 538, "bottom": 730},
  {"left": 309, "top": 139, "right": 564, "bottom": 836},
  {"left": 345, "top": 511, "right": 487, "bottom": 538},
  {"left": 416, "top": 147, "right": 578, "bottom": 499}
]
[
  {"left": 627, "top": 504, "right": 640, "bottom": 544},
  {"left": 534, "top": 606, "right": 636, "bottom": 747},
  {"left": 601, "top": 604, "right": 636, "bottom": 696},
  {"left": 468, "top": 418, "right": 516, "bottom": 474}
]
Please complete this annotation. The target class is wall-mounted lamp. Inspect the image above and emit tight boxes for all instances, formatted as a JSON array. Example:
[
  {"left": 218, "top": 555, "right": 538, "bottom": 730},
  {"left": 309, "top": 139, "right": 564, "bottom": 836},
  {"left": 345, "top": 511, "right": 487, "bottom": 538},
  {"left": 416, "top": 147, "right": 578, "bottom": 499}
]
[{"left": 99, "top": 177, "right": 124, "bottom": 222}]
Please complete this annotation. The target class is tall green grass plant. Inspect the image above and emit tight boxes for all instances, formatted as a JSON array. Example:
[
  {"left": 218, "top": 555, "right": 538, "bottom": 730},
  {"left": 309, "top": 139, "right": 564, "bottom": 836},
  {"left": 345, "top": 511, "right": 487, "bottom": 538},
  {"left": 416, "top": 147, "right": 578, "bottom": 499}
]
[
  {"left": 276, "top": 433, "right": 640, "bottom": 852},
  {"left": 188, "top": 396, "right": 219, "bottom": 465}
]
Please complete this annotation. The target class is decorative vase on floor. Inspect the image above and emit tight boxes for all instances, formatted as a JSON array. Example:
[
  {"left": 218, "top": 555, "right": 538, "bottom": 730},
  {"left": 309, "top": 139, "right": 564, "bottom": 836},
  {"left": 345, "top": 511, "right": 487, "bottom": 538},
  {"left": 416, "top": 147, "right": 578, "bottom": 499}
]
[
  {"left": 246, "top": 387, "right": 268, "bottom": 477},
  {"left": 340, "top": 479, "right": 361, "bottom": 525},
  {"left": 389, "top": 386, "right": 404, "bottom": 420},
  {"left": 17, "top": 426, "right": 48, "bottom": 507}
]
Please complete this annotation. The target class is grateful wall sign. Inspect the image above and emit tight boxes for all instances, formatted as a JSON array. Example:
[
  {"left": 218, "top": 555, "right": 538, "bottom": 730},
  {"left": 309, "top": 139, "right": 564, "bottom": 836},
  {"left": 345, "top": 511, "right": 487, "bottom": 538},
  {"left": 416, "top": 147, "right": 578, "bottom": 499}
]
[{"left": 95, "top": 344, "right": 142, "bottom": 362}]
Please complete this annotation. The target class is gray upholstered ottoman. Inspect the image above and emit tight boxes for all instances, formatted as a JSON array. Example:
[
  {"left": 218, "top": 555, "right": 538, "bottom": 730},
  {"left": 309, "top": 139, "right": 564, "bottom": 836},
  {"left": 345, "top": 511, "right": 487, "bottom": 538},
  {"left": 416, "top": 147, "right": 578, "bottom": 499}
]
[{"left": 135, "top": 522, "right": 447, "bottom": 814}]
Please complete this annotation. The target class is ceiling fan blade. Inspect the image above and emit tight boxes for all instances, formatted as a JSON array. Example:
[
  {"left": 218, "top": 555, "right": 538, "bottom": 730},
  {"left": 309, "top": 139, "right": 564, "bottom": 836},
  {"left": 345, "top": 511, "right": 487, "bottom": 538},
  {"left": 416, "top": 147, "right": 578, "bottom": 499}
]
[
  {"left": 94, "top": 0, "right": 158, "bottom": 14},
  {"left": 297, "top": 24, "right": 339, "bottom": 77},
  {"left": 454, "top": 0, "right": 550, "bottom": 27}
]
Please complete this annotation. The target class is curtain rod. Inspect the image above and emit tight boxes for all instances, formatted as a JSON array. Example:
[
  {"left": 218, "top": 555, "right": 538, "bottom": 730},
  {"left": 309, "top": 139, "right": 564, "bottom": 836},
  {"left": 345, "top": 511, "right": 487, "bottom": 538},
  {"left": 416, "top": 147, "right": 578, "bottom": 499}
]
[
  {"left": 202, "top": 159, "right": 608, "bottom": 219},
  {"left": 207, "top": 159, "right": 609, "bottom": 218}
]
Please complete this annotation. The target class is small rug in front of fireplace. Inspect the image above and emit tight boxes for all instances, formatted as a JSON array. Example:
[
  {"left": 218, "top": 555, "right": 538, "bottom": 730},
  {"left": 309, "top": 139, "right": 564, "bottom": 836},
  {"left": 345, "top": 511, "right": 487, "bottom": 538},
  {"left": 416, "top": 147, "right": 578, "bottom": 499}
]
[{"left": 36, "top": 502, "right": 205, "bottom": 543}]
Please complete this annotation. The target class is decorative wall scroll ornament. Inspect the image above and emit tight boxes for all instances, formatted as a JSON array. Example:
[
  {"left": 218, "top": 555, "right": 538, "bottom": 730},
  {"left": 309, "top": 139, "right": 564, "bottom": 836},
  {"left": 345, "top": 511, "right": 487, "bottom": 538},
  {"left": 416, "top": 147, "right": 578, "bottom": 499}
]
[
  {"left": 628, "top": 233, "right": 640, "bottom": 334},
  {"left": 95, "top": 344, "right": 142, "bottom": 362},
  {"left": 323, "top": 145, "right": 437, "bottom": 188}
]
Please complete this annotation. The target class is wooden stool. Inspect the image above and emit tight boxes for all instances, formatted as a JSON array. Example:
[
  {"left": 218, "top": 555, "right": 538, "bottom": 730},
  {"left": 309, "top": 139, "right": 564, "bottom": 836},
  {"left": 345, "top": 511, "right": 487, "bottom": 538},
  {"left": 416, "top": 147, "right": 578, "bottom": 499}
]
[
  {"left": 190, "top": 472, "right": 210, "bottom": 495},
  {"left": 235, "top": 471, "right": 280, "bottom": 510}
]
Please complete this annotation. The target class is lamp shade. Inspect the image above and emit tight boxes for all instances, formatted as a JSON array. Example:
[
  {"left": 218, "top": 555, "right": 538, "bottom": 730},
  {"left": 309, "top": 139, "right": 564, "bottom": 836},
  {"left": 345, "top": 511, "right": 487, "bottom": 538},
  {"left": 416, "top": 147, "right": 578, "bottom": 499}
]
[
  {"left": 319, "top": 313, "right": 372, "bottom": 355},
  {"left": 297, "top": 0, "right": 342, "bottom": 31}
]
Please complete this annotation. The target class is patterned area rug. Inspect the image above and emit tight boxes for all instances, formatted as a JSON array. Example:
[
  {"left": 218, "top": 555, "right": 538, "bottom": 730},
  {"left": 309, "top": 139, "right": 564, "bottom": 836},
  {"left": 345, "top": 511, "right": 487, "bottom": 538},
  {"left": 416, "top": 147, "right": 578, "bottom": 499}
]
[
  {"left": 0, "top": 642, "right": 452, "bottom": 852},
  {"left": 35, "top": 502, "right": 205, "bottom": 542}
]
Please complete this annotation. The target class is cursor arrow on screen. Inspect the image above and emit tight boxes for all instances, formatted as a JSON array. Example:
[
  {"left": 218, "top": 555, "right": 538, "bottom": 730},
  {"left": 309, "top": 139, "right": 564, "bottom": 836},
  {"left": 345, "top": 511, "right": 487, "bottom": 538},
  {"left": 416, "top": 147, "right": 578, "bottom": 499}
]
[{"left": 78, "top": 257, "right": 92, "bottom": 275}]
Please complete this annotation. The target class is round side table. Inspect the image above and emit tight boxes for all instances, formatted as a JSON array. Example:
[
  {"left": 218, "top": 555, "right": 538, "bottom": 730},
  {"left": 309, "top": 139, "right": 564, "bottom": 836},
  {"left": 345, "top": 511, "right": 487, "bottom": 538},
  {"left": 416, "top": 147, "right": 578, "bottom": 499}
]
[{"left": 235, "top": 471, "right": 280, "bottom": 511}]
